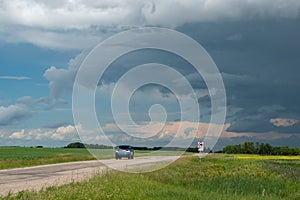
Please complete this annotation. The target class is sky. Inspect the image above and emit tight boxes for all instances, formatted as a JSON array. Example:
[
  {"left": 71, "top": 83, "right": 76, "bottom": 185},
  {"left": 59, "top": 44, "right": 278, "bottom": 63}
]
[{"left": 0, "top": 0, "right": 300, "bottom": 150}]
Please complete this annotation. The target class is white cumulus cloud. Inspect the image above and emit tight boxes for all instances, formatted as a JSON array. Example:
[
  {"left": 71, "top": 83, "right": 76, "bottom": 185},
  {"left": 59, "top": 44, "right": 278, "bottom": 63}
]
[
  {"left": 55, "top": 125, "right": 76, "bottom": 134},
  {"left": 43, "top": 50, "right": 88, "bottom": 103},
  {"left": 0, "top": 104, "right": 31, "bottom": 125},
  {"left": 270, "top": 118, "right": 299, "bottom": 127},
  {"left": 9, "top": 129, "right": 25, "bottom": 139},
  {"left": 50, "top": 124, "right": 81, "bottom": 140},
  {"left": 6, "top": 124, "right": 80, "bottom": 142}
]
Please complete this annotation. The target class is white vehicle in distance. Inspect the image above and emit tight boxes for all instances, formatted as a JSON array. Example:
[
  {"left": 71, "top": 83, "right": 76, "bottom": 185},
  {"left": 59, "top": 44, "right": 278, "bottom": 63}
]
[{"left": 115, "top": 145, "right": 134, "bottom": 159}]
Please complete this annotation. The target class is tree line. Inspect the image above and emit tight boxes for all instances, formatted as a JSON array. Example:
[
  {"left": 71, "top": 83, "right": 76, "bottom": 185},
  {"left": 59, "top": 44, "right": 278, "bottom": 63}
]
[
  {"left": 64, "top": 142, "right": 211, "bottom": 152},
  {"left": 222, "top": 142, "right": 300, "bottom": 155},
  {"left": 65, "top": 142, "right": 112, "bottom": 149}
]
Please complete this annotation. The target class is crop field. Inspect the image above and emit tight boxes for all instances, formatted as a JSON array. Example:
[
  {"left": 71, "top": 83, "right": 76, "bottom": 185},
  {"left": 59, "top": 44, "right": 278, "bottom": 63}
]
[
  {"left": 2, "top": 154, "right": 300, "bottom": 200},
  {"left": 0, "top": 146, "right": 97, "bottom": 169},
  {"left": 233, "top": 154, "right": 300, "bottom": 160}
]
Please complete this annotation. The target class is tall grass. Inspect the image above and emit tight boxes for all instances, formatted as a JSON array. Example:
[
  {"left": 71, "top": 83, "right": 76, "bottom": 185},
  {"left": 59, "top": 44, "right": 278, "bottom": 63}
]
[{"left": 2, "top": 154, "right": 299, "bottom": 200}]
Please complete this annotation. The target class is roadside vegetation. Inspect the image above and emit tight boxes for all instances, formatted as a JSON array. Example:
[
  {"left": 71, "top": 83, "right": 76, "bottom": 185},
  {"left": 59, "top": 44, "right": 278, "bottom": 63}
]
[{"left": 2, "top": 154, "right": 299, "bottom": 200}]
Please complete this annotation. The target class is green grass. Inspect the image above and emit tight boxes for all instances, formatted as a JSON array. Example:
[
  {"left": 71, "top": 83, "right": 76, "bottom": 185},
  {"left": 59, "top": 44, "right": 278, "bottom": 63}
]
[
  {"left": 2, "top": 154, "right": 299, "bottom": 200},
  {"left": 0, "top": 147, "right": 107, "bottom": 169},
  {"left": 0, "top": 147, "right": 93, "bottom": 160}
]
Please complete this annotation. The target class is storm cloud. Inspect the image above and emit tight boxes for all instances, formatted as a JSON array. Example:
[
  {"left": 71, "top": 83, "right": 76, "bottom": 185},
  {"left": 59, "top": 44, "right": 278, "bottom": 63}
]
[
  {"left": 1, "top": 0, "right": 300, "bottom": 49},
  {"left": 1, "top": 0, "right": 299, "bottom": 147}
]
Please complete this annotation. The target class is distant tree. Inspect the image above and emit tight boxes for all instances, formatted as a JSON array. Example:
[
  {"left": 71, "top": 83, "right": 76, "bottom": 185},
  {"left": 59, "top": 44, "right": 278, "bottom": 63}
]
[
  {"left": 223, "top": 142, "right": 299, "bottom": 155},
  {"left": 256, "top": 143, "right": 273, "bottom": 155},
  {"left": 152, "top": 147, "right": 162, "bottom": 151},
  {"left": 133, "top": 146, "right": 150, "bottom": 151},
  {"left": 279, "top": 146, "right": 294, "bottom": 155},
  {"left": 65, "top": 142, "right": 85, "bottom": 148},
  {"left": 291, "top": 148, "right": 300, "bottom": 155},
  {"left": 84, "top": 144, "right": 112, "bottom": 149}
]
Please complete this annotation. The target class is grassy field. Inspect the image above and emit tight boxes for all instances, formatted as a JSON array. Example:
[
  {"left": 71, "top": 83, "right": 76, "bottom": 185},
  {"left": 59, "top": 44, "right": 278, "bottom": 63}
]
[
  {"left": 0, "top": 147, "right": 109, "bottom": 169},
  {"left": 2, "top": 154, "right": 299, "bottom": 200}
]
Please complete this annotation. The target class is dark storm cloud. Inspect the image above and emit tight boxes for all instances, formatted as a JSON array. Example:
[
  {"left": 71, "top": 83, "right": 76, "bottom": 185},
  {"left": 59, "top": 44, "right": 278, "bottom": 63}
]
[
  {"left": 99, "top": 49, "right": 198, "bottom": 84},
  {"left": 178, "top": 19, "right": 300, "bottom": 133},
  {"left": 93, "top": 19, "right": 300, "bottom": 134},
  {"left": 40, "top": 17, "right": 300, "bottom": 135}
]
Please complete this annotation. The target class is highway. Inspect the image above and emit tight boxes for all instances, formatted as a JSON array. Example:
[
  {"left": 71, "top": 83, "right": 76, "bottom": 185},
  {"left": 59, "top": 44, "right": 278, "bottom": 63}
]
[{"left": 0, "top": 156, "right": 178, "bottom": 196}]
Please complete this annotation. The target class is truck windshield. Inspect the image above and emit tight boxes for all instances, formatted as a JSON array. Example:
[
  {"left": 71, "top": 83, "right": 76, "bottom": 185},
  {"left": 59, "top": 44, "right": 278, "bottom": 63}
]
[{"left": 118, "top": 145, "right": 131, "bottom": 150}]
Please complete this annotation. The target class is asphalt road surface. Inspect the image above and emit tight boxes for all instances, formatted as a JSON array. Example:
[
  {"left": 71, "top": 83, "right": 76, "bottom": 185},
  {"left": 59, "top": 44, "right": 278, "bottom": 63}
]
[{"left": 0, "top": 156, "right": 179, "bottom": 196}]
